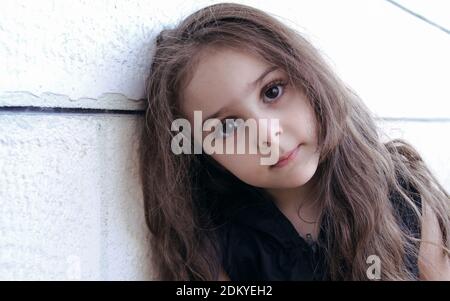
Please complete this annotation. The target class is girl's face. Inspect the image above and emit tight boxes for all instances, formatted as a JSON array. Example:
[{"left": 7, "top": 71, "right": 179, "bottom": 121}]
[{"left": 181, "top": 47, "right": 320, "bottom": 189}]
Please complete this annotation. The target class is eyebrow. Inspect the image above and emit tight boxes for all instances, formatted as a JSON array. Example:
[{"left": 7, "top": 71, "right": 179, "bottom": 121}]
[{"left": 203, "top": 66, "right": 279, "bottom": 121}]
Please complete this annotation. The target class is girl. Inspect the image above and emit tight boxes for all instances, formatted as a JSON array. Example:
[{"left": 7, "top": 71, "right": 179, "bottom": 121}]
[{"left": 139, "top": 3, "right": 450, "bottom": 280}]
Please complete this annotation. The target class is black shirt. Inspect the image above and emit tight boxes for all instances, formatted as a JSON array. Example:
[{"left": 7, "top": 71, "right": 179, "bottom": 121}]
[{"left": 216, "top": 179, "right": 422, "bottom": 281}]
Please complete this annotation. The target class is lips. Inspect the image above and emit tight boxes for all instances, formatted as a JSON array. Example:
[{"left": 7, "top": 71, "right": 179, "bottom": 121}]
[{"left": 271, "top": 144, "right": 302, "bottom": 168}]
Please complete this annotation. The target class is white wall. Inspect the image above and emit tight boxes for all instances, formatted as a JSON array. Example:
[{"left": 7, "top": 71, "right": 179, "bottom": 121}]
[{"left": 1, "top": 0, "right": 449, "bottom": 280}]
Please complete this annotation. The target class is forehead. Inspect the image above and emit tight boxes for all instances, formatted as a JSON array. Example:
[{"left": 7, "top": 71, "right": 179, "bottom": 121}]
[{"left": 181, "top": 47, "right": 271, "bottom": 121}]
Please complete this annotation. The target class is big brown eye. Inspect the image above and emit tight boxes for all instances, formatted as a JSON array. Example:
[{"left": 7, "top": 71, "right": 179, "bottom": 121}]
[
  {"left": 262, "top": 80, "right": 286, "bottom": 103},
  {"left": 215, "top": 118, "right": 238, "bottom": 139}
]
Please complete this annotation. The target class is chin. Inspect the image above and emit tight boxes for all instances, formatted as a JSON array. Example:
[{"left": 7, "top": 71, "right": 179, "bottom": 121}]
[{"left": 261, "top": 170, "right": 314, "bottom": 189}]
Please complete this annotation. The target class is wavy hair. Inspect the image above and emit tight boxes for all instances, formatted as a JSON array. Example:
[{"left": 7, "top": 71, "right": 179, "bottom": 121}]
[{"left": 139, "top": 2, "right": 450, "bottom": 280}]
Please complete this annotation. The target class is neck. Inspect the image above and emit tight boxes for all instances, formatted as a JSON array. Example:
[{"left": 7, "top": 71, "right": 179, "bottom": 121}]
[
  {"left": 264, "top": 171, "right": 323, "bottom": 235},
  {"left": 266, "top": 171, "right": 320, "bottom": 210}
]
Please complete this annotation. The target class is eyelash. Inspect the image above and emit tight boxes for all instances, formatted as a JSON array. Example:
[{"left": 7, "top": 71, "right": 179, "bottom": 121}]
[
  {"left": 260, "top": 78, "right": 288, "bottom": 102},
  {"left": 217, "top": 78, "right": 288, "bottom": 138}
]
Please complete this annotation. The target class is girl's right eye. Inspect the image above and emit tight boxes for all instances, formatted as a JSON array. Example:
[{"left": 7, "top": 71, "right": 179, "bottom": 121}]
[{"left": 215, "top": 118, "right": 239, "bottom": 139}]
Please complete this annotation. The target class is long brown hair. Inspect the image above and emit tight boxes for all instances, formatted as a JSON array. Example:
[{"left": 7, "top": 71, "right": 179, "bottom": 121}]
[{"left": 139, "top": 2, "right": 449, "bottom": 280}]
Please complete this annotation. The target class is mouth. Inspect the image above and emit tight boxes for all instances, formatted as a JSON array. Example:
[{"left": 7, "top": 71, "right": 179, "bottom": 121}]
[{"left": 270, "top": 144, "right": 302, "bottom": 168}]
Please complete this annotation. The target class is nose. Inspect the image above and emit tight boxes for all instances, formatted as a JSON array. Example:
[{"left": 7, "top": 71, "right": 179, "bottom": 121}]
[{"left": 259, "top": 118, "right": 283, "bottom": 149}]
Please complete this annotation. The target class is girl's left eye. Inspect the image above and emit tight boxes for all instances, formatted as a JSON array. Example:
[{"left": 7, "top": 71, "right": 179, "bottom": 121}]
[{"left": 261, "top": 79, "right": 287, "bottom": 103}]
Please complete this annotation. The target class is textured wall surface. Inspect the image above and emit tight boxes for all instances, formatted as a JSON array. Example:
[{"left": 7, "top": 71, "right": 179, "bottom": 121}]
[
  {"left": 0, "top": 113, "right": 151, "bottom": 280},
  {"left": 1, "top": 0, "right": 449, "bottom": 117},
  {"left": 0, "top": 0, "right": 449, "bottom": 280}
]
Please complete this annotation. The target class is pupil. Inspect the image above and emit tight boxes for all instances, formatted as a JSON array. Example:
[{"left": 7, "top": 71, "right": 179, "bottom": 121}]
[
  {"left": 266, "top": 86, "right": 279, "bottom": 98},
  {"left": 224, "top": 120, "right": 235, "bottom": 134}
]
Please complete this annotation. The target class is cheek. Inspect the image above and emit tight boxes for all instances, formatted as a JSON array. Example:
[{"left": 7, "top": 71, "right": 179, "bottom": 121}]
[
  {"left": 285, "top": 95, "right": 318, "bottom": 143},
  {"left": 302, "top": 109, "right": 318, "bottom": 142},
  {"left": 306, "top": 109, "right": 319, "bottom": 144}
]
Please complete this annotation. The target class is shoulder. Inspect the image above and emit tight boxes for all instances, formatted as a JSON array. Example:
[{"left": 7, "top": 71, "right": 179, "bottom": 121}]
[
  {"left": 216, "top": 217, "right": 261, "bottom": 251},
  {"left": 215, "top": 218, "right": 264, "bottom": 280},
  {"left": 215, "top": 202, "right": 281, "bottom": 280}
]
